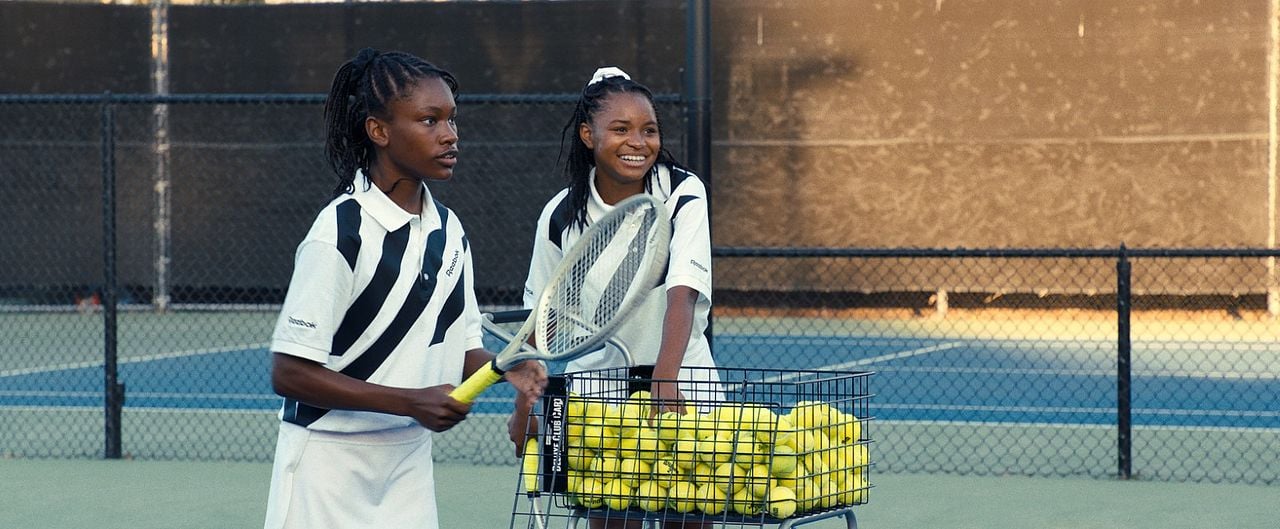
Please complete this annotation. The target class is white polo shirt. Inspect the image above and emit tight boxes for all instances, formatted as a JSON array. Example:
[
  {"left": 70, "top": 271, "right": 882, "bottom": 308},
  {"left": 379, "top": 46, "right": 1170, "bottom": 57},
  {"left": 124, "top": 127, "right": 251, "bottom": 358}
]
[
  {"left": 524, "top": 163, "right": 715, "bottom": 376},
  {"left": 270, "top": 171, "right": 484, "bottom": 433}
]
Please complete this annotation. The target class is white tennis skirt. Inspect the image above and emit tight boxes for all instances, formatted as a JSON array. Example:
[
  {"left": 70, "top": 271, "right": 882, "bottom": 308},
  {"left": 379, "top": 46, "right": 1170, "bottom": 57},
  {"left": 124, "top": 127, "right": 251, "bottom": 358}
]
[{"left": 264, "top": 422, "right": 437, "bottom": 529}]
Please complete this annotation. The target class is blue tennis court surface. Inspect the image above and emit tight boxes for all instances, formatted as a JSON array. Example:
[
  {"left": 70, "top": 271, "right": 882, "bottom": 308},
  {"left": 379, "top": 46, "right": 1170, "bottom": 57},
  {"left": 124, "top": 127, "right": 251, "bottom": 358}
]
[{"left": 3, "top": 334, "right": 1277, "bottom": 429}]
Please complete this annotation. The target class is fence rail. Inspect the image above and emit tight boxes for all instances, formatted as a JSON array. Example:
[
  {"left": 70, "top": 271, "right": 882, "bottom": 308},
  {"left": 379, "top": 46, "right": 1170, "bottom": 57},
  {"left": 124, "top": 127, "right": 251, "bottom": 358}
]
[{"left": 1, "top": 94, "right": 1276, "bottom": 486}]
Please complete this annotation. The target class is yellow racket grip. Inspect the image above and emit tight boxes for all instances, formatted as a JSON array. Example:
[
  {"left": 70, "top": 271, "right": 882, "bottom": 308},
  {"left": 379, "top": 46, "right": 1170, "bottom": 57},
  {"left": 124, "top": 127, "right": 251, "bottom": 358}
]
[
  {"left": 522, "top": 439, "right": 541, "bottom": 494},
  {"left": 450, "top": 361, "right": 504, "bottom": 404}
]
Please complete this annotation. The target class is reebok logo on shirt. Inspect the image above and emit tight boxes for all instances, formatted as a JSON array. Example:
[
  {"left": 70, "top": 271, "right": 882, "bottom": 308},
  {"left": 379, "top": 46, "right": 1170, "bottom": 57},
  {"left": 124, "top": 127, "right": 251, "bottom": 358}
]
[
  {"left": 288, "top": 317, "right": 318, "bottom": 329},
  {"left": 689, "top": 259, "right": 709, "bottom": 273},
  {"left": 445, "top": 250, "right": 460, "bottom": 277}
]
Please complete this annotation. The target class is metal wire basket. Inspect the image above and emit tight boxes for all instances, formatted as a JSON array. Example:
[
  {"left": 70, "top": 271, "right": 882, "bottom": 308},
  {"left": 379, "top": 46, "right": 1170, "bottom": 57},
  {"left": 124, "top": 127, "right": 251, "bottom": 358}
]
[{"left": 510, "top": 365, "right": 873, "bottom": 529}]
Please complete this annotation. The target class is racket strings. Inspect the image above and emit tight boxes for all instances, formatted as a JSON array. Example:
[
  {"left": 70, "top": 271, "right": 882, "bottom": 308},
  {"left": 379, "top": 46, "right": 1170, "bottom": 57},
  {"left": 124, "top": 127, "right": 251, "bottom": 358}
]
[{"left": 540, "top": 203, "right": 664, "bottom": 357}]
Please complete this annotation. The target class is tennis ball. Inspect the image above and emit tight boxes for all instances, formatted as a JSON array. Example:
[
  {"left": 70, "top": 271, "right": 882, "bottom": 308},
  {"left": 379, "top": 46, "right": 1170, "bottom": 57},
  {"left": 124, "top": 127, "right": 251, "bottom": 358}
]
[
  {"left": 772, "top": 417, "right": 797, "bottom": 449},
  {"left": 691, "top": 462, "right": 713, "bottom": 486},
  {"left": 769, "top": 445, "right": 798, "bottom": 477},
  {"left": 652, "top": 411, "right": 683, "bottom": 442},
  {"left": 650, "top": 457, "right": 683, "bottom": 488},
  {"left": 591, "top": 455, "right": 623, "bottom": 479},
  {"left": 825, "top": 411, "right": 861, "bottom": 446},
  {"left": 602, "top": 479, "right": 633, "bottom": 510},
  {"left": 575, "top": 477, "right": 605, "bottom": 508},
  {"left": 732, "top": 431, "right": 767, "bottom": 467},
  {"left": 599, "top": 403, "right": 624, "bottom": 429},
  {"left": 694, "top": 483, "right": 727, "bottom": 515},
  {"left": 712, "top": 461, "right": 744, "bottom": 494},
  {"left": 671, "top": 436, "right": 699, "bottom": 469},
  {"left": 618, "top": 400, "right": 647, "bottom": 434},
  {"left": 697, "top": 431, "right": 735, "bottom": 466},
  {"left": 633, "top": 427, "right": 663, "bottom": 462},
  {"left": 618, "top": 458, "right": 652, "bottom": 487},
  {"left": 521, "top": 441, "right": 541, "bottom": 494},
  {"left": 745, "top": 464, "right": 771, "bottom": 497},
  {"left": 667, "top": 481, "right": 698, "bottom": 513},
  {"left": 635, "top": 480, "right": 666, "bottom": 512},
  {"left": 766, "top": 486, "right": 798, "bottom": 519},
  {"left": 731, "top": 486, "right": 762, "bottom": 516},
  {"left": 580, "top": 423, "right": 618, "bottom": 451}
]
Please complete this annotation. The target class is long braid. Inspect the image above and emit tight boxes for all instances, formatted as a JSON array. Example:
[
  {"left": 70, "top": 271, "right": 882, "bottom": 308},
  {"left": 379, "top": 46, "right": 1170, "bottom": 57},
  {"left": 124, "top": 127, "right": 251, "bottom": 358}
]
[
  {"left": 558, "top": 74, "right": 682, "bottom": 231},
  {"left": 323, "top": 48, "right": 459, "bottom": 200}
]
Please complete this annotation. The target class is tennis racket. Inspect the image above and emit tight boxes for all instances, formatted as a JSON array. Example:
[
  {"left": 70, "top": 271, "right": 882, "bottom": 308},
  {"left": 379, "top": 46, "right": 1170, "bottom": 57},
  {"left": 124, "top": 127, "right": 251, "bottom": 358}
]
[{"left": 450, "top": 193, "right": 671, "bottom": 403}]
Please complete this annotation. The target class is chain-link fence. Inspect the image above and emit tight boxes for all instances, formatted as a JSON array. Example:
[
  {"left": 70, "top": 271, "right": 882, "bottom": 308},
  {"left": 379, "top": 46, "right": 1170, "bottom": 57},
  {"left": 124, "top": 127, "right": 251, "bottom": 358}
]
[{"left": 2, "top": 95, "right": 1277, "bottom": 486}]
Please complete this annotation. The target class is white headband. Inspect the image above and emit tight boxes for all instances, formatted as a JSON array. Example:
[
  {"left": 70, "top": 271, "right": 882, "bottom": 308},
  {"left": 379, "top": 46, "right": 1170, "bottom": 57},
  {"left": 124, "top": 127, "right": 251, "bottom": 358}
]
[{"left": 587, "top": 66, "right": 631, "bottom": 86}]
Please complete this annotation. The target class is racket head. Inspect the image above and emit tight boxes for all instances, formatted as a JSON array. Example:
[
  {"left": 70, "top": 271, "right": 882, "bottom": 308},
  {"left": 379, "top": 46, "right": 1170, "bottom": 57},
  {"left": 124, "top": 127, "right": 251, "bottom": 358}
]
[{"left": 530, "top": 193, "right": 672, "bottom": 363}]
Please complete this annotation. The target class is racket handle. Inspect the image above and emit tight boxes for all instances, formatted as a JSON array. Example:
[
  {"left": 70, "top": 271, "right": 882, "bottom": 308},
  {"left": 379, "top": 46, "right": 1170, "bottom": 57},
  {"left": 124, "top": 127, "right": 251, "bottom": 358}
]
[{"left": 450, "top": 360, "right": 505, "bottom": 404}]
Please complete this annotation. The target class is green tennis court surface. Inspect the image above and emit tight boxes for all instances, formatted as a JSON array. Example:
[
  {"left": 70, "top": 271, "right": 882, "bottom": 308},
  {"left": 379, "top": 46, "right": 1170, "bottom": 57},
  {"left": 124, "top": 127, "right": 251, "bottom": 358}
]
[{"left": 0, "top": 459, "right": 1274, "bottom": 529}]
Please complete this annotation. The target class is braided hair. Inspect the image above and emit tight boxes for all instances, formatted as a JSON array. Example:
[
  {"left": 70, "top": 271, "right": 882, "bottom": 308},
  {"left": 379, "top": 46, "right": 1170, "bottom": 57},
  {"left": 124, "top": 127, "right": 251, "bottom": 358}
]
[
  {"left": 558, "top": 73, "right": 683, "bottom": 231},
  {"left": 324, "top": 48, "right": 459, "bottom": 199}
]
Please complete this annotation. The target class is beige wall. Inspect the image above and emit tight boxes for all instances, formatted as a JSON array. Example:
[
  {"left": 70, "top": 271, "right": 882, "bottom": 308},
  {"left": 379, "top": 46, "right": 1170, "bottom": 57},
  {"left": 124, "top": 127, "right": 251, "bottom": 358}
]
[{"left": 711, "top": 0, "right": 1273, "bottom": 250}]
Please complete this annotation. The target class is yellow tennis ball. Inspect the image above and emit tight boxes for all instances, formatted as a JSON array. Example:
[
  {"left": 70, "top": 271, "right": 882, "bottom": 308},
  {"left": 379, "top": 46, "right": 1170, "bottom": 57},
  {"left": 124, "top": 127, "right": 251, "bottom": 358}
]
[
  {"left": 591, "top": 455, "right": 623, "bottom": 478},
  {"left": 575, "top": 477, "right": 605, "bottom": 508},
  {"left": 769, "top": 444, "right": 798, "bottom": 477},
  {"left": 618, "top": 458, "right": 652, "bottom": 487},
  {"left": 633, "top": 427, "right": 663, "bottom": 462},
  {"left": 635, "top": 480, "right": 667, "bottom": 512},
  {"left": 652, "top": 411, "right": 683, "bottom": 442},
  {"left": 731, "top": 486, "right": 762, "bottom": 516},
  {"left": 602, "top": 479, "right": 633, "bottom": 510},
  {"left": 694, "top": 483, "right": 727, "bottom": 515},
  {"left": 650, "top": 457, "right": 683, "bottom": 488},
  {"left": 732, "top": 431, "right": 767, "bottom": 467},
  {"left": 691, "top": 462, "right": 713, "bottom": 486},
  {"left": 672, "top": 436, "right": 699, "bottom": 469},
  {"left": 745, "top": 464, "right": 770, "bottom": 497},
  {"left": 667, "top": 481, "right": 698, "bottom": 513},
  {"left": 766, "top": 486, "right": 798, "bottom": 518},
  {"left": 825, "top": 411, "right": 861, "bottom": 446},
  {"left": 712, "top": 461, "right": 744, "bottom": 494},
  {"left": 698, "top": 431, "right": 735, "bottom": 466}
]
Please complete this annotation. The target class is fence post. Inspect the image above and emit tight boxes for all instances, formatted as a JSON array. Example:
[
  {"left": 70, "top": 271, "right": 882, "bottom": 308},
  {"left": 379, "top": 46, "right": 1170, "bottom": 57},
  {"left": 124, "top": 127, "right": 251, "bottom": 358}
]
[
  {"left": 101, "top": 92, "right": 124, "bottom": 459},
  {"left": 1115, "top": 243, "right": 1132, "bottom": 479}
]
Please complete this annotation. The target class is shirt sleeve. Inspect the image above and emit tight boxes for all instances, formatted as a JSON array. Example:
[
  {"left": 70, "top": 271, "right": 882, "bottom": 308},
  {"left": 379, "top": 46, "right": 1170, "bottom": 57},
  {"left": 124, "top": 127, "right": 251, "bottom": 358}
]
[
  {"left": 523, "top": 201, "right": 563, "bottom": 309},
  {"left": 270, "top": 239, "right": 354, "bottom": 364},
  {"left": 461, "top": 241, "right": 486, "bottom": 352},
  {"left": 665, "top": 193, "right": 713, "bottom": 302}
]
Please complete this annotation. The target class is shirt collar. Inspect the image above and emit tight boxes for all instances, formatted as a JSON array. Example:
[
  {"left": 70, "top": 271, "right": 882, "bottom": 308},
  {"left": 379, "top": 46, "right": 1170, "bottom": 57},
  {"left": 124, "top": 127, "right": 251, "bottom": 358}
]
[
  {"left": 351, "top": 170, "right": 439, "bottom": 231},
  {"left": 586, "top": 165, "right": 672, "bottom": 223}
]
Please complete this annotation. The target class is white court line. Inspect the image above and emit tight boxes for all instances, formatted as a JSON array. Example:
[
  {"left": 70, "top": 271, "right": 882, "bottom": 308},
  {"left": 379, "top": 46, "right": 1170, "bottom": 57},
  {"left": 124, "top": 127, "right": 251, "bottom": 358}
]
[
  {"left": 727, "top": 342, "right": 965, "bottom": 390},
  {"left": 880, "top": 404, "right": 1280, "bottom": 417},
  {"left": 877, "top": 419, "right": 1280, "bottom": 433},
  {"left": 0, "top": 342, "right": 269, "bottom": 378},
  {"left": 873, "top": 364, "right": 1280, "bottom": 381}
]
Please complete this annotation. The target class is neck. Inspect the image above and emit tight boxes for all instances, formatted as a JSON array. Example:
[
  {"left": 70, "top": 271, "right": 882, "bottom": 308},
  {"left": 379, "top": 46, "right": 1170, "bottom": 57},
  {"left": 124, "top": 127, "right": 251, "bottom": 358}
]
[{"left": 368, "top": 166, "right": 423, "bottom": 214}]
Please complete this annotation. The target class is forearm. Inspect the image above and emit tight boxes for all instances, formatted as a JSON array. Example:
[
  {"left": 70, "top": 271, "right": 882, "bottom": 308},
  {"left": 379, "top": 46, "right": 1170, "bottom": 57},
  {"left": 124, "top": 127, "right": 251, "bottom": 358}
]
[
  {"left": 653, "top": 286, "right": 697, "bottom": 380},
  {"left": 463, "top": 347, "right": 497, "bottom": 378},
  {"left": 271, "top": 352, "right": 411, "bottom": 417}
]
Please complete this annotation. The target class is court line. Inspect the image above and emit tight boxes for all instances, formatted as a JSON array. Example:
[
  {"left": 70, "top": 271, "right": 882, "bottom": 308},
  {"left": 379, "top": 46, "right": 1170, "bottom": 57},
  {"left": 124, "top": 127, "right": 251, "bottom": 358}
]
[
  {"left": 875, "top": 365, "right": 1280, "bottom": 381},
  {"left": 878, "top": 419, "right": 1280, "bottom": 433},
  {"left": 879, "top": 403, "right": 1280, "bottom": 419},
  {"left": 0, "top": 342, "right": 269, "bottom": 378},
  {"left": 728, "top": 342, "right": 965, "bottom": 390}
]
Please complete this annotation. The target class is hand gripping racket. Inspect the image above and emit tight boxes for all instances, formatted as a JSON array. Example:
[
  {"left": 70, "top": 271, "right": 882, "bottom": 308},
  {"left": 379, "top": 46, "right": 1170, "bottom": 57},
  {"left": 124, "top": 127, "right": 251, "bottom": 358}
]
[{"left": 449, "top": 193, "right": 671, "bottom": 403}]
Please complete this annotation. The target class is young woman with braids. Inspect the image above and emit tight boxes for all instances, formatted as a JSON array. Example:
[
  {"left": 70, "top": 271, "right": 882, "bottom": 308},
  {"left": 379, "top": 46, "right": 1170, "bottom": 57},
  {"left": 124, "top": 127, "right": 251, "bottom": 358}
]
[
  {"left": 264, "top": 48, "right": 545, "bottom": 529},
  {"left": 511, "top": 67, "right": 720, "bottom": 528}
]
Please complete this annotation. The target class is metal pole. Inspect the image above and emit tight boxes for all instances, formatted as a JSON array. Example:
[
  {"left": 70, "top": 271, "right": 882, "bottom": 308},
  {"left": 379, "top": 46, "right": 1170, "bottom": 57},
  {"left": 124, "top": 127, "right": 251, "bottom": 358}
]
[
  {"left": 684, "top": 0, "right": 712, "bottom": 184},
  {"left": 101, "top": 92, "right": 124, "bottom": 459},
  {"left": 151, "top": 0, "right": 171, "bottom": 312},
  {"left": 1115, "top": 244, "right": 1132, "bottom": 479},
  {"left": 685, "top": 0, "right": 713, "bottom": 351}
]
